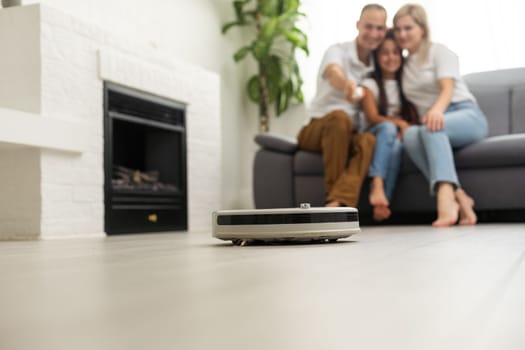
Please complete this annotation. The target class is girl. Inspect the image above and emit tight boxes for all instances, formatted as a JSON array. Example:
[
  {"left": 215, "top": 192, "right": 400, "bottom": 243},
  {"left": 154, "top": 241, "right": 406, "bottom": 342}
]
[
  {"left": 393, "top": 4, "right": 488, "bottom": 227},
  {"left": 360, "top": 29, "right": 418, "bottom": 221}
]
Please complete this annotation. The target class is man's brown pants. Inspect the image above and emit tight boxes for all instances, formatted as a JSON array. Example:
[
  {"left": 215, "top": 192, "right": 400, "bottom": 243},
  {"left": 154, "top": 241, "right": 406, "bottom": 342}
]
[{"left": 297, "top": 110, "right": 375, "bottom": 207}]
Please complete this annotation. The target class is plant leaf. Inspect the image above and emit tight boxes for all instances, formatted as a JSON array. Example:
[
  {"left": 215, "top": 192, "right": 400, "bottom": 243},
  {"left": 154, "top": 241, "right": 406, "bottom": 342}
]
[
  {"left": 276, "top": 10, "right": 305, "bottom": 24},
  {"left": 283, "top": 0, "right": 300, "bottom": 12},
  {"left": 262, "top": 17, "right": 279, "bottom": 39},
  {"left": 280, "top": 28, "right": 308, "bottom": 54},
  {"left": 247, "top": 75, "right": 260, "bottom": 103},
  {"left": 253, "top": 38, "right": 270, "bottom": 61},
  {"left": 222, "top": 21, "right": 240, "bottom": 34},
  {"left": 261, "top": 0, "right": 279, "bottom": 16},
  {"left": 233, "top": 0, "right": 253, "bottom": 21},
  {"left": 291, "top": 27, "right": 309, "bottom": 55},
  {"left": 233, "top": 45, "right": 252, "bottom": 62}
]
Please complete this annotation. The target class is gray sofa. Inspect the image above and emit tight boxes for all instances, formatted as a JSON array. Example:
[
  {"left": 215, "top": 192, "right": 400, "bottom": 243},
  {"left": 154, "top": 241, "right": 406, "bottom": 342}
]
[{"left": 253, "top": 67, "right": 525, "bottom": 223}]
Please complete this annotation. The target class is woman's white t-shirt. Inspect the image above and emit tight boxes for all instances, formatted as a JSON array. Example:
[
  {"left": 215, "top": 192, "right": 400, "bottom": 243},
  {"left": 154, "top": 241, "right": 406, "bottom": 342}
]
[{"left": 402, "top": 42, "right": 475, "bottom": 121}]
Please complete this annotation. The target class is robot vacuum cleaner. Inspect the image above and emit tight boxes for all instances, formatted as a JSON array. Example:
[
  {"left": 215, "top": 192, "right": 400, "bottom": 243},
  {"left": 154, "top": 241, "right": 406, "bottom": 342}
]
[{"left": 212, "top": 203, "right": 360, "bottom": 246}]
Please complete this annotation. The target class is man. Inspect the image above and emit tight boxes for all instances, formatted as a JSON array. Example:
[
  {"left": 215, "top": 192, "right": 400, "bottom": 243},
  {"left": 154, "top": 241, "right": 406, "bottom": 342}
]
[{"left": 297, "top": 4, "right": 387, "bottom": 207}]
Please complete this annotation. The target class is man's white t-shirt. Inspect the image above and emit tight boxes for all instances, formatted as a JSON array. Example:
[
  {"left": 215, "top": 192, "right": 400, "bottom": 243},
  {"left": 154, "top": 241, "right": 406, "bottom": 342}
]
[
  {"left": 309, "top": 40, "right": 374, "bottom": 130},
  {"left": 402, "top": 42, "right": 476, "bottom": 120}
]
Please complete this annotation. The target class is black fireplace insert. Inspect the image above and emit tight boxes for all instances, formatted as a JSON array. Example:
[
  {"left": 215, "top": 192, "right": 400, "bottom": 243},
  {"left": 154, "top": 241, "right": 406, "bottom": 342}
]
[{"left": 103, "top": 83, "right": 187, "bottom": 234}]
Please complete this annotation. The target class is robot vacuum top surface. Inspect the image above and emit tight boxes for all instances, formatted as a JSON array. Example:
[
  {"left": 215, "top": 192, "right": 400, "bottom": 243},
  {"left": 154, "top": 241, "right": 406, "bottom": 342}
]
[{"left": 215, "top": 205, "right": 357, "bottom": 215}]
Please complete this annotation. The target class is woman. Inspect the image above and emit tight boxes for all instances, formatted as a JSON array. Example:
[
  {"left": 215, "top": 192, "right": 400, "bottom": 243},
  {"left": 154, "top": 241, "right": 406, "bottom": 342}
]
[
  {"left": 360, "top": 29, "right": 418, "bottom": 221},
  {"left": 393, "top": 4, "right": 488, "bottom": 227}
]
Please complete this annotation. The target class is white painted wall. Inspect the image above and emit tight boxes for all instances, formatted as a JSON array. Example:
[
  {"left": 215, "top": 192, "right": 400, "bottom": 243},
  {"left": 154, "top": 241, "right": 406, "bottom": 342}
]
[
  {"left": 0, "top": 5, "right": 40, "bottom": 113},
  {"left": 18, "top": 0, "right": 248, "bottom": 209}
]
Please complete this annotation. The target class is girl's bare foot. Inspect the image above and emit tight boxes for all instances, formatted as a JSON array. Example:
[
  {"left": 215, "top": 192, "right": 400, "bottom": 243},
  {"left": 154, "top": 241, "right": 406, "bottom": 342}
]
[
  {"left": 369, "top": 177, "right": 389, "bottom": 207},
  {"left": 373, "top": 205, "right": 391, "bottom": 221},
  {"left": 432, "top": 183, "right": 459, "bottom": 227},
  {"left": 455, "top": 188, "right": 477, "bottom": 225}
]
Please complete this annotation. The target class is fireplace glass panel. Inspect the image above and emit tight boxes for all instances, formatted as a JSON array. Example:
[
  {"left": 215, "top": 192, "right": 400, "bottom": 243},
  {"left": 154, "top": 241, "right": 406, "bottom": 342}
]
[{"left": 104, "top": 83, "right": 187, "bottom": 234}]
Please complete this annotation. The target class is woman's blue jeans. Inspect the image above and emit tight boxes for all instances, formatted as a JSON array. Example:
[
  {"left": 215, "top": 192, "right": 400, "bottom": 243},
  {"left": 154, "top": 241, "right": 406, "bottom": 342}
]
[
  {"left": 403, "top": 100, "right": 488, "bottom": 194},
  {"left": 368, "top": 121, "right": 403, "bottom": 201}
]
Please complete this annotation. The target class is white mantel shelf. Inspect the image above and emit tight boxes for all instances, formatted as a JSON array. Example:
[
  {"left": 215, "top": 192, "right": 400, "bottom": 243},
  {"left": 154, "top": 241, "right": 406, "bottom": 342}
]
[
  {"left": 0, "top": 5, "right": 87, "bottom": 153},
  {"left": 0, "top": 107, "right": 88, "bottom": 152}
]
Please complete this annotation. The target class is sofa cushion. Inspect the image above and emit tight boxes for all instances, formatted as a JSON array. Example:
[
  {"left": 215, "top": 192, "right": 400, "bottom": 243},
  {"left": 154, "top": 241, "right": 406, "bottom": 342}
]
[
  {"left": 254, "top": 133, "right": 298, "bottom": 154},
  {"left": 399, "top": 134, "right": 525, "bottom": 176},
  {"left": 454, "top": 134, "right": 525, "bottom": 169},
  {"left": 399, "top": 153, "right": 419, "bottom": 175}
]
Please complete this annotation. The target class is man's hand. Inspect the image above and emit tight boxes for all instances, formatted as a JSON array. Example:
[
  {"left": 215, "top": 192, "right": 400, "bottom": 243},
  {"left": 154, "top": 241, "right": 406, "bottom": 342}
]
[
  {"left": 343, "top": 79, "right": 358, "bottom": 101},
  {"left": 324, "top": 64, "right": 361, "bottom": 103},
  {"left": 423, "top": 109, "right": 445, "bottom": 131}
]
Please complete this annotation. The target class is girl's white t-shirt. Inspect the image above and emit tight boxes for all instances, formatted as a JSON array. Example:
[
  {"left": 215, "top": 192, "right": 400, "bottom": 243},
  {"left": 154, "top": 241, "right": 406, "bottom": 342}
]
[
  {"left": 361, "top": 78, "right": 401, "bottom": 116},
  {"left": 361, "top": 78, "right": 400, "bottom": 129}
]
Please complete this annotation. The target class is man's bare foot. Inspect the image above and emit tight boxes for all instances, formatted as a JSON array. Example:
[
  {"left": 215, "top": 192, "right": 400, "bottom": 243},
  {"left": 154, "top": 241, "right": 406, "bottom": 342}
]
[
  {"left": 455, "top": 188, "right": 477, "bottom": 225},
  {"left": 432, "top": 183, "right": 459, "bottom": 227},
  {"left": 369, "top": 177, "right": 389, "bottom": 207},
  {"left": 325, "top": 200, "right": 341, "bottom": 207},
  {"left": 373, "top": 205, "right": 391, "bottom": 221}
]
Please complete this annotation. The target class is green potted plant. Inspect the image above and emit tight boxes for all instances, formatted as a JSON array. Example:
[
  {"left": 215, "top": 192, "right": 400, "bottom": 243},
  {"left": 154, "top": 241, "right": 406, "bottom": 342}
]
[{"left": 222, "top": 0, "right": 309, "bottom": 132}]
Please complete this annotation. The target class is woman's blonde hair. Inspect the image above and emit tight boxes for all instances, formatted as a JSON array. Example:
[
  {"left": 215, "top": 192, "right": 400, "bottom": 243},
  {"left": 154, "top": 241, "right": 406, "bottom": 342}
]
[{"left": 393, "top": 3, "right": 431, "bottom": 63}]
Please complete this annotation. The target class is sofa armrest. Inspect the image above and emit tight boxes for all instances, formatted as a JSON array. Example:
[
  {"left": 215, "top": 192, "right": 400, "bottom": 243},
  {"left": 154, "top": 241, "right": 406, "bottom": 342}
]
[
  {"left": 254, "top": 132, "right": 298, "bottom": 154},
  {"left": 455, "top": 134, "right": 525, "bottom": 169},
  {"left": 253, "top": 149, "right": 295, "bottom": 208}
]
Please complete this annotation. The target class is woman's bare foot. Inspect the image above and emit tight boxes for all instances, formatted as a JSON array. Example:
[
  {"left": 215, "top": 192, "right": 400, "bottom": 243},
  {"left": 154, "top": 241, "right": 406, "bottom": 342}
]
[
  {"left": 455, "top": 188, "right": 477, "bottom": 225},
  {"left": 369, "top": 177, "right": 389, "bottom": 207},
  {"left": 432, "top": 183, "right": 460, "bottom": 227},
  {"left": 325, "top": 200, "right": 341, "bottom": 207},
  {"left": 373, "top": 205, "right": 391, "bottom": 221}
]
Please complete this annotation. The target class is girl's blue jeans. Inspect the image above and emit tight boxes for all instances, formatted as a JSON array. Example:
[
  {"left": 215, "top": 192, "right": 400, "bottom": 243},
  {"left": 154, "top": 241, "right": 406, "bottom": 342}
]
[{"left": 367, "top": 121, "right": 403, "bottom": 201}]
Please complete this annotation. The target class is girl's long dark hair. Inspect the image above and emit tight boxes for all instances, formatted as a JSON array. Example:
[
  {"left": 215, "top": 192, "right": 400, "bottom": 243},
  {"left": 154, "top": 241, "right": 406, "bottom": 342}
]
[{"left": 371, "top": 29, "right": 419, "bottom": 124}]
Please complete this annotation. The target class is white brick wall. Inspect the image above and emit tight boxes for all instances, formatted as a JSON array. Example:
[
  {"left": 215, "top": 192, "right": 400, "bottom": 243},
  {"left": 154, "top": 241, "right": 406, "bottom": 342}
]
[{"left": 0, "top": 4, "right": 221, "bottom": 239}]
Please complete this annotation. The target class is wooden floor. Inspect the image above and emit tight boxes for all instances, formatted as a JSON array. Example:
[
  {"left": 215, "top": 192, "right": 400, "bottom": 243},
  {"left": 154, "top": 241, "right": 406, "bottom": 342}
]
[{"left": 1, "top": 224, "right": 525, "bottom": 350}]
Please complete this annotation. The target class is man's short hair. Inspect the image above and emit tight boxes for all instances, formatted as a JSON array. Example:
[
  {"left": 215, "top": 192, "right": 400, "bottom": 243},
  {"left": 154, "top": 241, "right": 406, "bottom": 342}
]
[{"left": 360, "top": 3, "right": 387, "bottom": 19}]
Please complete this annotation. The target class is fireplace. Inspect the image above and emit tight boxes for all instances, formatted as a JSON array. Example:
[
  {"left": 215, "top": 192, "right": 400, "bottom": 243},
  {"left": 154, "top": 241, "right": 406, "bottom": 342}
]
[{"left": 103, "top": 83, "right": 188, "bottom": 234}]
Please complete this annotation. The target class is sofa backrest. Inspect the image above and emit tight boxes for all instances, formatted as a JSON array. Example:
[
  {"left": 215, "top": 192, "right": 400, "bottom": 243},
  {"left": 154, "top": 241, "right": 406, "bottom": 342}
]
[{"left": 464, "top": 67, "right": 525, "bottom": 137}]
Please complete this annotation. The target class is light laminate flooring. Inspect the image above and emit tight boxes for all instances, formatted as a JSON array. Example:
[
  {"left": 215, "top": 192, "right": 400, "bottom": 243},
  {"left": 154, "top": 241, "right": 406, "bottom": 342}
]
[{"left": 1, "top": 224, "right": 525, "bottom": 350}]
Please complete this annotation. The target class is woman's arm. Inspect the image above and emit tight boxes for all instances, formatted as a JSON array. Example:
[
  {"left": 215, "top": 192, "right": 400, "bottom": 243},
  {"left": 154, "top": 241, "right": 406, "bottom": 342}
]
[{"left": 424, "top": 77, "right": 454, "bottom": 131}]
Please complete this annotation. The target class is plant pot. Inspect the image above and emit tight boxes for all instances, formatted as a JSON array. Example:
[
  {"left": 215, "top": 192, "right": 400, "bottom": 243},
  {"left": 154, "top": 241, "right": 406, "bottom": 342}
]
[{"left": 2, "top": 0, "right": 22, "bottom": 7}]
